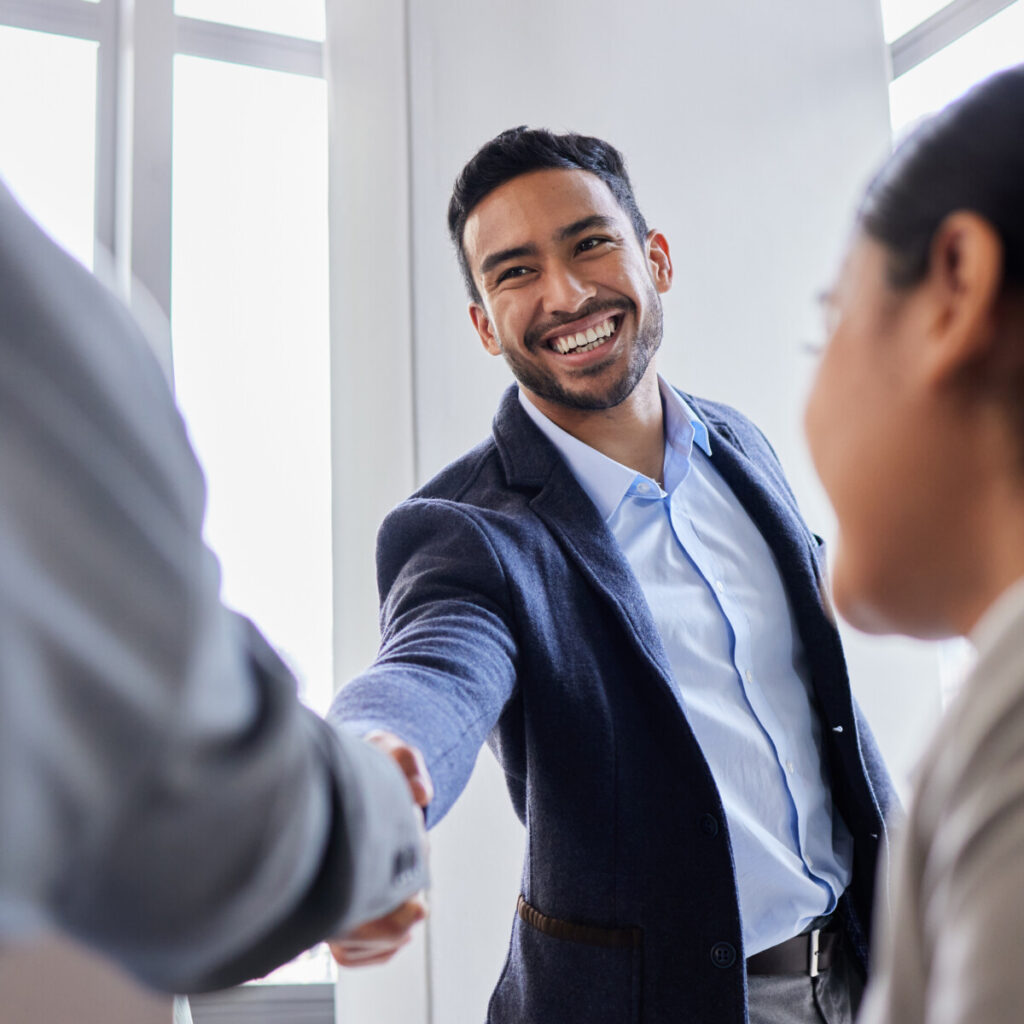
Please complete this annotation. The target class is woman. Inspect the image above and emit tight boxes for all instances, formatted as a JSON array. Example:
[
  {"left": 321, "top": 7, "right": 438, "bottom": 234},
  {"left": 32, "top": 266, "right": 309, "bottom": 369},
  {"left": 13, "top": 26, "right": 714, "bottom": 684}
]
[{"left": 804, "top": 64, "right": 1024, "bottom": 1024}]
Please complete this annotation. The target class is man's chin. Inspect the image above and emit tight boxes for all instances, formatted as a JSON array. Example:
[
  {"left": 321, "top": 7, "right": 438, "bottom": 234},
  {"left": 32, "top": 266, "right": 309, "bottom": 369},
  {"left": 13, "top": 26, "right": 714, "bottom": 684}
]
[{"left": 526, "top": 379, "right": 634, "bottom": 412}]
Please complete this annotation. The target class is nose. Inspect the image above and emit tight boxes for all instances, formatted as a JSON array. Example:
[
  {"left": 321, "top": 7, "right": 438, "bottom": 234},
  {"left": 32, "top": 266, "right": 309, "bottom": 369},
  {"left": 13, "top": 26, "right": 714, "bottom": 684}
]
[{"left": 542, "top": 262, "right": 594, "bottom": 315}]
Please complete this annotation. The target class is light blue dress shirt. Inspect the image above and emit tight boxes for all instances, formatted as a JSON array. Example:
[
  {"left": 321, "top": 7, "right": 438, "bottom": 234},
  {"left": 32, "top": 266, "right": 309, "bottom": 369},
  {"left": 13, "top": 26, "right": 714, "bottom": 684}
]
[{"left": 519, "top": 379, "right": 853, "bottom": 955}]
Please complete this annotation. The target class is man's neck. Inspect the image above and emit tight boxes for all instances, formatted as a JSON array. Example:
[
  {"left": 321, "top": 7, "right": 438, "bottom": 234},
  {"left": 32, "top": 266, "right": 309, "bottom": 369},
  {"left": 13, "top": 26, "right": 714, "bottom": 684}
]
[{"left": 523, "top": 367, "right": 665, "bottom": 482}]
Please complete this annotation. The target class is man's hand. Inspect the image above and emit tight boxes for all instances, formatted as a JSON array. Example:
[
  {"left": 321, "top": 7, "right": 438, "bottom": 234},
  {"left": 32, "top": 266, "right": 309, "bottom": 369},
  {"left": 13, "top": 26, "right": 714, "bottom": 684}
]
[
  {"left": 328, "top": 730, "right": 433, "bottom": 968},
  {"left": 363, "top": 729, "right": 434, "bottom": 810},
  {"left": 328, "top": 893, "right": 428, "bottom": 966}
]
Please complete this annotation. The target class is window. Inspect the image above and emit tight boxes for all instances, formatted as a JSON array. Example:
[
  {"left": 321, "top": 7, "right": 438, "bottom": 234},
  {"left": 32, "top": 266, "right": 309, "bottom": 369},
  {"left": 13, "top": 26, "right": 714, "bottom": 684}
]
[
  {"left": 881, "top": 0, "right": 954, "bottom": 40},
  {"left": 880, "top": 0, "right": 1016, "bottom": 696},
  {"left": 0, "top": 0, "right": 333, "bottom": 989},
  {"left": 883, "top": 0, "right": 1023, "bottom": 134},
  {"left": 0, "top": 0, "right": 332, "bottom": 716},
  {"left": 0, "top": 25, "right": 97, "bottom": 267},
  {"left": 171, "top": 56, "right": 332, "bottom": 718},
  {"left": 175, "top": 0, "right": 325, "bottom": 41}
]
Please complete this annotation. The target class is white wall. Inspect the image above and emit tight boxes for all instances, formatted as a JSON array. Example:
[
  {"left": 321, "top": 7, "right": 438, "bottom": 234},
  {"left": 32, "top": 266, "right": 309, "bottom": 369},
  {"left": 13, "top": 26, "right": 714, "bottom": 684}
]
[{"left": 328, "top": 2, "right": 943, "bottom": 1021}]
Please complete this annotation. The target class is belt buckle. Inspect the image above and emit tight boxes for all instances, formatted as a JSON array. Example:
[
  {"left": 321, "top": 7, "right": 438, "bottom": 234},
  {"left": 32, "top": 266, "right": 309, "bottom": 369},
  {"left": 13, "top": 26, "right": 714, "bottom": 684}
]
[{"left": 808, "top": 928, "right": 821, "bottom": 979}]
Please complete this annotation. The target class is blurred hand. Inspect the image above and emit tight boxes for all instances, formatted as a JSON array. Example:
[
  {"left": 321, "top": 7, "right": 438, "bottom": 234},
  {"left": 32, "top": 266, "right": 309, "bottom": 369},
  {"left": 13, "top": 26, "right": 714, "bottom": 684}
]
[
  {"left": 328, "top": 731, "right": 433, "bottom": 969},
  {"left": 328, "top": 893, "right": 428, "bottom": 967},
  {"left": 364, "top": 729, "right": 434, "bottom": 810}
]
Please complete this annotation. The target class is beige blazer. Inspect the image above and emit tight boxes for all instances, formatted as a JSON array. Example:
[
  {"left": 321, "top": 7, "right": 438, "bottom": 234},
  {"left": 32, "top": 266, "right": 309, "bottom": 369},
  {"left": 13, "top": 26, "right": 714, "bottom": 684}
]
[{"left": 859, "top": 578, "right": 1024, "bottom": 1024}]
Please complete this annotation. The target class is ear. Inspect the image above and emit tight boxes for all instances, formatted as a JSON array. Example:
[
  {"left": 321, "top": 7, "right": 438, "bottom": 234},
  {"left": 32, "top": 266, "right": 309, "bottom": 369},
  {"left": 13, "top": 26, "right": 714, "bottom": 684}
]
[
  {"left": 469, "top": 302, "right": 502, "bottom": 356},
  {"left": 920, "top": 212, "right": 1003, "bottom": 387},
  {"left": 646, "top": 230, "right": 673, "bottom": 294}
]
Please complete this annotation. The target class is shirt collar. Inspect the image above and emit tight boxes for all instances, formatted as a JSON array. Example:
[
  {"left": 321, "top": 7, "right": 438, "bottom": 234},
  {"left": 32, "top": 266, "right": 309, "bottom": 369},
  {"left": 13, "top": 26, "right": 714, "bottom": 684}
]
[
  {"left": 969, "top": 575, "right": 1024, "bottom": 658},
  {"left": 518, "top": 376, "right": 711, "bottom": 522}
]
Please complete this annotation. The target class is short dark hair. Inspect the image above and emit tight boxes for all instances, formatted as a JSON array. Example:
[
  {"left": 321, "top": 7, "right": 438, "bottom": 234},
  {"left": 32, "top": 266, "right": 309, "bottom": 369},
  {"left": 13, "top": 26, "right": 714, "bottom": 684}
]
[
  {"left": 858, "top": 64, "right": 1024, "bottom": 291},
  {"left": 447, "top": 126, "right": 649, "bottom": 303}
]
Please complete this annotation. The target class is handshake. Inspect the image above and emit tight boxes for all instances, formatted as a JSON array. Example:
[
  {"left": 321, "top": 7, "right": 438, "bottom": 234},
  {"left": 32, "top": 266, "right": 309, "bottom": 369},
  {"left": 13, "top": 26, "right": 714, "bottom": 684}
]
[{"left": 330, "top": 731, "right": 434, "bottom": 968}]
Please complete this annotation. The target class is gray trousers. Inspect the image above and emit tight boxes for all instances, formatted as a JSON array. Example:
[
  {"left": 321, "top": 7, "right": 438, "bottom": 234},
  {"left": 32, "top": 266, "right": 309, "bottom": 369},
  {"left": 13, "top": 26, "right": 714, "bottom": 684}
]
[{"left": 747, "top": 931, "right": 863, "bottom": 1024}]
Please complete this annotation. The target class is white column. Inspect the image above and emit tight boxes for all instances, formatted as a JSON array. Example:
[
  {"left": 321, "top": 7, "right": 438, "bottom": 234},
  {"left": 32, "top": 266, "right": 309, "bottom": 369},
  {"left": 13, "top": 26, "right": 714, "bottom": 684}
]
[{"left": 325, "top": 0, "right": 426, "bottom": 1019}]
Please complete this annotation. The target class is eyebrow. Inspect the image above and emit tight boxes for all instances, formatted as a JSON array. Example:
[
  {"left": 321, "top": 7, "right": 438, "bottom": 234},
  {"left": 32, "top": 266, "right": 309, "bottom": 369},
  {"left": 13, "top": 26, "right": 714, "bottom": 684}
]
[
  {"left": 478, "top": 215, "right": 619, "bottom": 279},
  {"left": 479, "top": 243, "right": 540, "bottom": 277},
  {"left": 556, "top": 214, "right": 616, "bottom": 241}
]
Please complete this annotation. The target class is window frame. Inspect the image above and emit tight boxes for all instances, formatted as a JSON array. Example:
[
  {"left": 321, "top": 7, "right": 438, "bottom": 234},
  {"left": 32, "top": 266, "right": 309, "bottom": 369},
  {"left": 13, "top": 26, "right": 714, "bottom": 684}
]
[
  {"left": 887, "top": 0, "right": 1020, "bottom": 78},
  {"left": 0, "top": 0, "right": 333, "bottom": 999},
  {"left": 0, "top": 0, "right": 324, "bottom": 322}
]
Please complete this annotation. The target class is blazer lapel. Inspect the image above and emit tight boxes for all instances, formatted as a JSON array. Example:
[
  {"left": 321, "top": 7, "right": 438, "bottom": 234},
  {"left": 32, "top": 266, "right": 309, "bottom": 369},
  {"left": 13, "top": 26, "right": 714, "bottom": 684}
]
[
  {"left": 697, "top": 410, "right": 852, "bottom": 722},
  {"left": 491, "top": 387, "right": 676, "bottom": 687}
]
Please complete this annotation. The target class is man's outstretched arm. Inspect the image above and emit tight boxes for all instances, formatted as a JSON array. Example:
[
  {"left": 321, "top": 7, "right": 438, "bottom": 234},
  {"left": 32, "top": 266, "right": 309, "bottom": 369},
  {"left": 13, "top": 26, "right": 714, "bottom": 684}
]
[{"left": 329, "top": 498, "right": 520, "bottom": 829}]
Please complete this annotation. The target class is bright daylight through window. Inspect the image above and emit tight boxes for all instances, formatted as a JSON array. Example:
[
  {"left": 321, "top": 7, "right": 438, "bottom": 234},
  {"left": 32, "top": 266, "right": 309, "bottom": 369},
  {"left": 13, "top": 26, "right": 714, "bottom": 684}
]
[
  {"left": 171, "top": 54, "right": 332, "bottom": 722},
  {"left": 0, "top": 26, "right": 96, "bottom": 267},
  {"left": 888, "top": 0, "right": 1024, "bottom": 134},
  {"left": 0, "top": 1, "right": 334, "bottom": 989},
  {"left": 880, "top": 0, "right": 1024, "bottom": 133},
  {"left": 879, "top": 0, "right": 1023, "bottom": 696}
]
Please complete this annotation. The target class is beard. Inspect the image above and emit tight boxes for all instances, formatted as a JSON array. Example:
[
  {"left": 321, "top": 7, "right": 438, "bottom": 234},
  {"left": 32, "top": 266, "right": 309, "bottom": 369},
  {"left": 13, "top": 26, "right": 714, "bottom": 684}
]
[{"left": 497, "top": 292, "right": 664, "bottom": 411}]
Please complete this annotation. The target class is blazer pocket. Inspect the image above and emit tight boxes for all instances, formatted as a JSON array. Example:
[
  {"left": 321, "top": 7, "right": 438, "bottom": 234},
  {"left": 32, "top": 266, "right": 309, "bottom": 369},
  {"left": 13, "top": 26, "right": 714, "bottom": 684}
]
[{"left": 487, "top": 896, "right": 643, "bottom": 1024}]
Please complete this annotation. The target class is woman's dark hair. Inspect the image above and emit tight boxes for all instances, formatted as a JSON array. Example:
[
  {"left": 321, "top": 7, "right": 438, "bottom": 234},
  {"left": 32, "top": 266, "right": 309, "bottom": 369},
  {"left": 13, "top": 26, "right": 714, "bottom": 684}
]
[
  {"left": 859, "top": 63, "right": 1024, "bottom": 290},
  {"left": 861, "top": 64, "right": 1024, "bottom": 457},
  {"left": 447, "top": 126, "right": 649, "bottom": 303}
]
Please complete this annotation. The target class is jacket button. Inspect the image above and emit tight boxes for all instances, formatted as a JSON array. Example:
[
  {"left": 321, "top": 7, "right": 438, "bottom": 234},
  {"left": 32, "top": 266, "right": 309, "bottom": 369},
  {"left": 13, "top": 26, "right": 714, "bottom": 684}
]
[
  {"left": 710, "top": 942, "right": 737, "bottom": 969},
  {"left": 699, "top": 813, "right": 719, "bottom": 837}
]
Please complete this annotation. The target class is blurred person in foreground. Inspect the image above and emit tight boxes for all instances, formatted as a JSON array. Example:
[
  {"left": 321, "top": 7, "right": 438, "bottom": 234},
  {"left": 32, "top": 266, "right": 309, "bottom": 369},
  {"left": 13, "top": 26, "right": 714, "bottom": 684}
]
[
  {"left": 804, "top": 63, "right": 1024, "bottom": 1024},
  {"left": 0, "top": 179, "right": 427, "bottom": 993}
]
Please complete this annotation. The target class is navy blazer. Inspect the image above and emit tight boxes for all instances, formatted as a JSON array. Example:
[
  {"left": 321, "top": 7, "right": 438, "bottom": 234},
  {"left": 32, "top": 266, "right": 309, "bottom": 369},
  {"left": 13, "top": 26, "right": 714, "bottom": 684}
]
[{"left": 332, "top": 384, "right": 896, "bottom": 1024}]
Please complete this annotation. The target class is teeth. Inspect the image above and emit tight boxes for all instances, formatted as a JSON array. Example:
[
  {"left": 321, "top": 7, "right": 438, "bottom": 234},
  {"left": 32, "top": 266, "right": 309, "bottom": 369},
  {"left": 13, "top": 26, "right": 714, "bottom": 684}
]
[{"left": 552, "top": 317, "right": 615, "bottom": 354}]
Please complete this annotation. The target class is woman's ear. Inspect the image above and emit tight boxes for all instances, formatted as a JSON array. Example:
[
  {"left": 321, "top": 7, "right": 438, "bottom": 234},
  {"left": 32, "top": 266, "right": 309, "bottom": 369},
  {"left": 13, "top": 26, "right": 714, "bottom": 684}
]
[{"left": 920, "top": 211, "right": 1004, "bottom": 386}]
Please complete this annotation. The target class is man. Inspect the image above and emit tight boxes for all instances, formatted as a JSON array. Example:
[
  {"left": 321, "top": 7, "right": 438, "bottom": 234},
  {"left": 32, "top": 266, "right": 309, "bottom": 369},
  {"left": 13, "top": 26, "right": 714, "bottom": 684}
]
[
  {"left": 0, "top": 178, "right": 427, "bottom": 993},
  {"left": 330, "top": 128, "right": 895, "bottom": 1023}
]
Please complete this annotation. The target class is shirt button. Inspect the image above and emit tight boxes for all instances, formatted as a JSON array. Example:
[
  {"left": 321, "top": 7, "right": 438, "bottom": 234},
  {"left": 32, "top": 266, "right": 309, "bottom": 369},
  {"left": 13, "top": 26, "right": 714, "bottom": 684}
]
[
  {"left": 699, "top": 813, "right": 719, "bottom": 837},
  {"left": 744, "top": 670, "right": 753, "bottom": 684},
  {"left": 637, "top": 482, "right": 650, "bottom": 493},
  {"left": 785, "top": 760, "right": 795, "bottom": 774},
  {"left": 710, "top": 941, "right": 737, "bottom": 969},
  {"left": 715, "top": 580, "right": 724, "bottom": 593}
]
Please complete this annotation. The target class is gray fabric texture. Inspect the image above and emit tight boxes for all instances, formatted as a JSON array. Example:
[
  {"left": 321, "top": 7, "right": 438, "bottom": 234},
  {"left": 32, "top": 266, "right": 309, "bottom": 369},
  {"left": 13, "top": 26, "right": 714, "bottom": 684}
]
[
  {"left": 0, "top": 180, "right": 426, "bottom": 992},
  {"left": 749, "top": 928, "right": 863, "bottom": 1024}
]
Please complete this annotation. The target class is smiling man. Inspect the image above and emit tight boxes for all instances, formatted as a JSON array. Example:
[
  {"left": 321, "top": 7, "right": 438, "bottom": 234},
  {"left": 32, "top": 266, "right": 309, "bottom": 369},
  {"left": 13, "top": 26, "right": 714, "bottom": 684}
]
[{"left": 329, "top": 127, "right": 896, "bottom": 1024}]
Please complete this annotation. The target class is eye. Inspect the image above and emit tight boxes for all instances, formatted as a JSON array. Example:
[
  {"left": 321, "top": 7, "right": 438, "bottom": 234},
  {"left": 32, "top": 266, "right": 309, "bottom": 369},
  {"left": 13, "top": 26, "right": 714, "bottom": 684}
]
[
  {"left": 496, "top": 265, "right": 533, "bottom": 284},
  {"left": 817, "top": 289, "right": 840, "bottom": 336},
  {"left": 801, "top": 291, "right": 836, "bottom": 356},
  {"left": 575, "top": 235, "right": 610, "bottom": 255}
]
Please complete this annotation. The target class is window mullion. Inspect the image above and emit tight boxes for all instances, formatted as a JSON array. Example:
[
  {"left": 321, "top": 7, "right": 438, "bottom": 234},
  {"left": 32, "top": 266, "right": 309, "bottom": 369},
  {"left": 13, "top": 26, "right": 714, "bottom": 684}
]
[
  {"left": 890, "top": 0, "right": 1019, "bottom": 78},
  {"left": 115, "top": 0, "right": 174, "bottom": 351},
  {"left": 0, "top": 0, "right": 99, "bottom": 40},
  {"left": 175, "top": 15, "right": 323, "bottom": 77},
  {"left": 93, "top": 0, "right": 118, "bottom": 266}
]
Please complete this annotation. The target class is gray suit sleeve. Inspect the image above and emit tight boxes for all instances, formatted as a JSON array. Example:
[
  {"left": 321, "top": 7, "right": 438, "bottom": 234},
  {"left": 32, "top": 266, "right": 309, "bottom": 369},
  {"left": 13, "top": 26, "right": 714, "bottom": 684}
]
[{"left": 0, "top": 181, "right": 426, "bottom": 992}]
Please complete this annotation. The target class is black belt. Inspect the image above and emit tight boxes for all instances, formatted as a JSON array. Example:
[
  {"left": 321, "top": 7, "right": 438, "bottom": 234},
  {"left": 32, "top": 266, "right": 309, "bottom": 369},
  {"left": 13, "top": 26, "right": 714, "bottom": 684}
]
[{"left": 746, "top": 926, "right": 838, "bottom": 977}]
